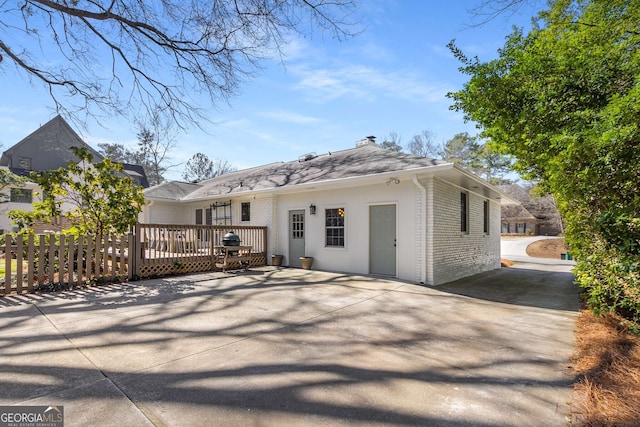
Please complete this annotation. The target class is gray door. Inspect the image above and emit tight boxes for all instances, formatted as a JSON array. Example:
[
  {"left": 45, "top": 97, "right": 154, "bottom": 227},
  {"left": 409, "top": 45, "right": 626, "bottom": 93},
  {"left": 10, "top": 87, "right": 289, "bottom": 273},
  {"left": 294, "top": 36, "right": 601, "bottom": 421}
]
[
  {"left": 370, "top": 204, "right": 396, "bottom": 276},
  {"left": 289, "top": 210, "right": 305, "bottom": 267}
]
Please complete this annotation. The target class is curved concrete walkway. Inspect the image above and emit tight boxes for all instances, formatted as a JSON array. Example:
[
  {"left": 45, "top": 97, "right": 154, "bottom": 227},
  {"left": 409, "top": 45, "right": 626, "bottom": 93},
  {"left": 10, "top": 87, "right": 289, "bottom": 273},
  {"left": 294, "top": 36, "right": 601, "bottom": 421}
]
[
  {"left": 501, "top": 236, "right": 576, "bottom": 266},
  {"left": 0, "top": 263, "right": 579, "bottom": 426}
]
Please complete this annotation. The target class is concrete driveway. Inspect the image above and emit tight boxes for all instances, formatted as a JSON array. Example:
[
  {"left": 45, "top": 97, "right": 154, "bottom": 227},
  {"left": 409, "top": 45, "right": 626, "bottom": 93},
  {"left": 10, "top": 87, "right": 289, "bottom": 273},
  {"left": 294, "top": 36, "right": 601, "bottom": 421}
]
[{"left": 0, "top": 264, "right": 579, "bottom": 426}]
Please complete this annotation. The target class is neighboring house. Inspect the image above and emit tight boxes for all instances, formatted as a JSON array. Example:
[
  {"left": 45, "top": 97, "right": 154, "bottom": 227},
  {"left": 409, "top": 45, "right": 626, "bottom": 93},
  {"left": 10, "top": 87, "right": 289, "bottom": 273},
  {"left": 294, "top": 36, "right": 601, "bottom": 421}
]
[
  {"left": 143, "top": 137, "right": 517, "bottom": 286},
  {"left": 0, "top": 115, "right": 149, "bottom": 233},
  {"left": 498, "top": 184, "right": 563, "bottom": 236},
  {"left": 500, "top": 203, "right": 538, "bottom": 235}
]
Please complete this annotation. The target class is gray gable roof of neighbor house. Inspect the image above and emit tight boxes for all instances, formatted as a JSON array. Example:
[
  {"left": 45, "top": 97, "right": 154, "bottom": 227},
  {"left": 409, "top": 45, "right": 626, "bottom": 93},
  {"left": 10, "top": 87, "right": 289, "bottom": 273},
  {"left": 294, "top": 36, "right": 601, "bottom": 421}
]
[
  {"left": 501, "top": 204, "right": 537, "bottom": 221},
  {"left": 145, "top": 144, "right": 446, "bottom": 201},
  {"left": 1, "top": 115, "right": 151, "bottom": 188},
  {"left": 0, "top": 115, "right": 103, "bottom": 173}
]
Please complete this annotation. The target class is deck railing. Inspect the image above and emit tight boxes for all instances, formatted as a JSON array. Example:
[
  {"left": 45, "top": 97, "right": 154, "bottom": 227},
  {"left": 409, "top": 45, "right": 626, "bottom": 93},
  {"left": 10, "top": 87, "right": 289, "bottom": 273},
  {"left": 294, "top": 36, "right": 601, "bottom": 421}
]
[
  {"left": 0, "top": 223, "right": 269, "bottom": 295},
  {"left": 133, "top": 223, "right": 268, "bottom": 279}
]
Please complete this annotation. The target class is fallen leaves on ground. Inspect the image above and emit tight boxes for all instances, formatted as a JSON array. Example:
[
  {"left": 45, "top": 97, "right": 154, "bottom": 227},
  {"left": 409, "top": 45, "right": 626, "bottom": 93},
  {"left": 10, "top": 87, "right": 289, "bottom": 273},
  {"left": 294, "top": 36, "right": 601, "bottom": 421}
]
[{"left": 570, "top": 310, "right": 640, "bottom": 426}]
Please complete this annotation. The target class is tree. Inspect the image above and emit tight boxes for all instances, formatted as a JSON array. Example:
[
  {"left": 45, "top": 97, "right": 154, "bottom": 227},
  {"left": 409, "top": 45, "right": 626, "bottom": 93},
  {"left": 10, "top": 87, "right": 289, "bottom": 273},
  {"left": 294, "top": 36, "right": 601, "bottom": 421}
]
[
  {"left": 380, "top": 132, "right": 403, "bottom": 152},
  {"left": 449, "top": 0, "right": 640, "bottom": 322},
  {"left": 0, "top": 0, "right": 359, "bottom": 128},
  {"left": 406, "top": 130, "right": 440, "bottom": 158},
  {"left": 130, "top": 109, "right": 178, "bottom": 186},
  {"left": 97, "top": 142, "right": 136, "bottom": 164},
  {"left": 0, "top": 169, "right": 27, "bottom": 203},
  {"left": 9, "top": 147, "right": 144, "bottom": 237},
  {"left": 97, "top": 110, "right": 178, "bottom": 186},
  {"left": 182, "top": 153, "right": 237, "bottom": 182},
  {"left": 134, "top": 127, "right": 171, "bottom": 187},
  {"left": 475, "top": 141, "right": 514, "bottom": 183},
  {"left": 441, "top": 132, "right": 481, "bottom": 170}
]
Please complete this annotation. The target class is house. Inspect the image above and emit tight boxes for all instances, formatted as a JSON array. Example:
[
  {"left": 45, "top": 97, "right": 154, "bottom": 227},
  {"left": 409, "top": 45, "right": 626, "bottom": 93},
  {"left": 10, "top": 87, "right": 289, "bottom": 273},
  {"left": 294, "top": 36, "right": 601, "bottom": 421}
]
[
  {"left": 500, "top": 203, "right": 538, "bottom": 235},
  {"left": 498, "top": 184, "right": 563, "bottom": 236},
  {"left": 0, "top": 115, "right": 149, "bottom": 233},
  {"left": 142, "top": 137, "right": 517, "bottom": 286}
]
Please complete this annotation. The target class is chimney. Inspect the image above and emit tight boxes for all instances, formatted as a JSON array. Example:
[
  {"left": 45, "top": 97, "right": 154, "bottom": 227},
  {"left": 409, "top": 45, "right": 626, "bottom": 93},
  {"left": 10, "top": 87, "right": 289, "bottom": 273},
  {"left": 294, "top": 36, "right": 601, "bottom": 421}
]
[{"left": 355, "top": 135, "right": 378, "bottom": 148}]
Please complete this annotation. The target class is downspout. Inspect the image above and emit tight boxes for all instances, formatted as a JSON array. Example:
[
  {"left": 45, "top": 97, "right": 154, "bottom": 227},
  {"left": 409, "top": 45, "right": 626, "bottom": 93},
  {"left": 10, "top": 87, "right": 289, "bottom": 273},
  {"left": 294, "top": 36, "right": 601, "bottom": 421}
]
[{"left": 412, "top": 174, "right": 433, "bottom": 285}]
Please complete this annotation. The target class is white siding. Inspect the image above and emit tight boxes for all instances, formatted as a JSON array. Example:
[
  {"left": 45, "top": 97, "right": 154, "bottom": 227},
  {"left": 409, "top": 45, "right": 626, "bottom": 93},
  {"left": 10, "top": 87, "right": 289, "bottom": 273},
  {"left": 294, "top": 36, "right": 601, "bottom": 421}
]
[
  {"left": 0, "top": 182, "right": 38, "bottom": 233},
  {"left": 275, "top": 180, "right": 419, "bottom": 282},
  {"left": 142, "top": 201, "right": 191, "bottom": 224},
  {"left": 431, "top": 178, "right": 501, "bottom": 285},
  {"left": 141, "top": 174, "right": 503, "bottom": 285},
  {"left": 145, "top": 196, "right": 279, "bottom": 259}
]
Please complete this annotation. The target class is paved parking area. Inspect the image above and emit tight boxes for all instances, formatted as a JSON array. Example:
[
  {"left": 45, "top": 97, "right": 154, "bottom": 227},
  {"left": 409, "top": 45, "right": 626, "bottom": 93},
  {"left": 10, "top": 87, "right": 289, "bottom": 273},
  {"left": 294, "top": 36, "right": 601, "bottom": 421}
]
[{"left": 0, "top": 263, "right": 579, "bottom": 426}]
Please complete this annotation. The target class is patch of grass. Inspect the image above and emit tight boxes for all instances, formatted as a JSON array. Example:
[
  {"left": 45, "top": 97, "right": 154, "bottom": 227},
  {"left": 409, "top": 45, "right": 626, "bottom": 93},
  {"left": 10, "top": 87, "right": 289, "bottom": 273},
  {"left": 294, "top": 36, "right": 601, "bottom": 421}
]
[
  {"left": 570, "top": 309, "right": 640, "bottom": 426},
  {"left": 0, "top": 259, "right": 28, "bottom": 276}
]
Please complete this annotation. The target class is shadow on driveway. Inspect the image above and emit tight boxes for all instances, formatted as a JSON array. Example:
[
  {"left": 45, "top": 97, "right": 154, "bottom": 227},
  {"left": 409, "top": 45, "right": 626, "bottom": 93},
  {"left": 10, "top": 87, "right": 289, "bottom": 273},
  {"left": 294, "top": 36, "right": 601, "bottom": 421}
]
[
  {"left": 438, "top": 263, "right": 579, "bottom": 312},
  {"left": 0, "top": 266, "right": 579, "bottom": 426}
]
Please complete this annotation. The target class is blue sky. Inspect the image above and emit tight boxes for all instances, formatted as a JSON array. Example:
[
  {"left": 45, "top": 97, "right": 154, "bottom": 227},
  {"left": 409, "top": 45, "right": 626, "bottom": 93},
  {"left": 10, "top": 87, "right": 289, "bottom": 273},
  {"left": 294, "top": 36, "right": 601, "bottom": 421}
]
[{"left": 0, "top": 1, "right": 540, "bottom": 181}]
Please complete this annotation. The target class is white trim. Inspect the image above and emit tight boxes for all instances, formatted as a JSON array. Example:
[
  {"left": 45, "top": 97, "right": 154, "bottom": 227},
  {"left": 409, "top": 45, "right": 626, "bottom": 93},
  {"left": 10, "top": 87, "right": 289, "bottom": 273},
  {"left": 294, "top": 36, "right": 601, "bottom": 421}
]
[{"left": 412, "top": 175, "right": 427, "bottom": 285}]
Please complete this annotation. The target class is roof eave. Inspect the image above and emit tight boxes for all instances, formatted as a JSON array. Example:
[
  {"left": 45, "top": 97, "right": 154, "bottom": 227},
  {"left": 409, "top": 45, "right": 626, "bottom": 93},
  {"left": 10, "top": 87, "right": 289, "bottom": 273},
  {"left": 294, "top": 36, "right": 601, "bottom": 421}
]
[{"left": 178, "top": 164, "right": 453, "bottom": 202}]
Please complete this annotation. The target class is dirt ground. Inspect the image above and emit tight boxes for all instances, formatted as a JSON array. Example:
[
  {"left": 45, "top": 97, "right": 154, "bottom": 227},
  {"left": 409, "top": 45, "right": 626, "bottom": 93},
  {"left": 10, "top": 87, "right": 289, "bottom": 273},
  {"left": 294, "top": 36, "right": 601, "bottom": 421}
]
[
  {"left": 520, "top": 237, "right": 640, "bottom": 426},
  {"left": 526, "top": 237, "right": 567, "bottom": 258}
]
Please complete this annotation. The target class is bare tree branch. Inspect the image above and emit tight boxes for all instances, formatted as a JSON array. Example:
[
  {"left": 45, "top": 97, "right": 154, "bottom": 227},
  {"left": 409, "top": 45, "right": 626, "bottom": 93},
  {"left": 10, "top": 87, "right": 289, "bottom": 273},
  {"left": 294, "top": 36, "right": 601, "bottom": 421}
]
[{"left": 0, "top": 0, "right": 360, "bottom": 128}]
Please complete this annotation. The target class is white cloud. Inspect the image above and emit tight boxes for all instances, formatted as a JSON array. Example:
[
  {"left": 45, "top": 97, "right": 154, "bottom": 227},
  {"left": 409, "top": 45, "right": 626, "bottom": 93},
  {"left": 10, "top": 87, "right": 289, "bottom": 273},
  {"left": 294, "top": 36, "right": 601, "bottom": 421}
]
[
  {"left": 290, "top": 63, "right": 452, "bottom": 104},
  {"left": 258, "top": 109, "right": 323, "bottom": 124}
]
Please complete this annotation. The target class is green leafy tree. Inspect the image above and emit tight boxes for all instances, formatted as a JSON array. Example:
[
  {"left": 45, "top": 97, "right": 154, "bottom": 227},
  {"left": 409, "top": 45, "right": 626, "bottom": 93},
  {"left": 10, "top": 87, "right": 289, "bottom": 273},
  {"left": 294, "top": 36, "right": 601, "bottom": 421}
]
[
  {"left": 9, "top": 147, "right": 144, "bottom": 236},
  {"left": 441, "top": 132, "right": 481, "bottom": 171},
  {"left": 475, "top": 142, "right": 514, "bottom": 183},
  {"left": 449, "top": 0, "right": 640, "bottom": 321},
  {"left": 0, "top": 169, "right": 27, "bottom": 203},
  {"left": 97, "top": 142, "right": 137, "bottom": 164}
]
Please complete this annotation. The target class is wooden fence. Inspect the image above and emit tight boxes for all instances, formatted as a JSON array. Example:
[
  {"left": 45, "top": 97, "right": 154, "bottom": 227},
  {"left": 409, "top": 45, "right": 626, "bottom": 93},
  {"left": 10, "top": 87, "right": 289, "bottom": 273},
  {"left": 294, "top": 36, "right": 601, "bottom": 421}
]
[
  {"left": 2, "top": 233, "right": 132, "bottom": 295},
  {"left": 0, "top": 223, "right": 268, "bottom": 295}
]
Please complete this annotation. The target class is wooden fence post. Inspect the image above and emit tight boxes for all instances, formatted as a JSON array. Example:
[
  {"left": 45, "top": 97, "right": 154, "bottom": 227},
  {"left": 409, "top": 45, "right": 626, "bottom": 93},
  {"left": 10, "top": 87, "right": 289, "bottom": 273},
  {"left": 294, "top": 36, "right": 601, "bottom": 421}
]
[
  {"left": 27, "top": 234, "right": 35, "bottom": 292},
  {"left": 128, "top": 232, "right": 135, "bottom": 280},
  {"left": 4, "top": 235, "right": 11, "bottom": 294},
  {"left": 58, "top": 234, "right": 65, "bottom": 287},
  {"left": 16, "top": 234, "right": 23, "bottom": 293},
  {"left": 48, "top": 234, "right": 55, "bottom": 286},
  {"left": 37, "top": 235, "right": 45, "bottom": 285}
]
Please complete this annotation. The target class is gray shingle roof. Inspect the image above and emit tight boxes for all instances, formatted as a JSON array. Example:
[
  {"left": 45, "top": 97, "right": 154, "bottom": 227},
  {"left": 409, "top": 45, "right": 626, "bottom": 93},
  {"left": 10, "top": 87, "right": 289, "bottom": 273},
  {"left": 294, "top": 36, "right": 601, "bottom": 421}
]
[
  {"left": 144, "top": 181, "right": 203, "bottom": 200},
  {"left": 0, "top": 115, "right": 103, "bottom": 172},
  {"left": 145, "top": 144, "right": 445, "bottom": 201}
]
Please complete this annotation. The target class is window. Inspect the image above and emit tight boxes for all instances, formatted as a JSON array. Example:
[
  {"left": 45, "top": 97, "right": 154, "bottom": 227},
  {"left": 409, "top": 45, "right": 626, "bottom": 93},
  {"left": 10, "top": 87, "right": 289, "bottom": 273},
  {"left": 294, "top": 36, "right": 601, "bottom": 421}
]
[
  {"left": 325, "top": 208, "right": 345, "bottom": 247},
  {"left": 10, "top": 188, "right": 32, "bottom": 203},
  {"left": 516, "top": 223, "right": 526, "bottom": 234},
  {"left": 195, "top": 209, "right": 203, "bottom": 225},
  {"left": 291, "top": 213, "right": 304, "bottom": 239},
  {"left": 460, "top": 192, "right": 468, "bottom": 233},
  {"left": 18, "top": 157, "right": 31, "bottom": 170},
  {"left": 205, "top": 208, "right": 212, "bottom": 225},
  {"left": 483, "top": 200, "right": 490, "bottom": 234},
  {"left": 502, "top": 223, "right": 510, "bottom": 234},
  {"left": 241, "top": 202, "right": 250, "bottom": 221}
]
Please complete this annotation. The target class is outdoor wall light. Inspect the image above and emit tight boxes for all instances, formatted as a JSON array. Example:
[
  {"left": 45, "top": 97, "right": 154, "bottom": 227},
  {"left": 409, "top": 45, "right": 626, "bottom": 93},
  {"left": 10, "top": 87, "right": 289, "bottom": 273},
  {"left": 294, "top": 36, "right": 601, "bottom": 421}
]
[{"left": 309, "top": 204, "right": 316, "bottom": 215}]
